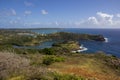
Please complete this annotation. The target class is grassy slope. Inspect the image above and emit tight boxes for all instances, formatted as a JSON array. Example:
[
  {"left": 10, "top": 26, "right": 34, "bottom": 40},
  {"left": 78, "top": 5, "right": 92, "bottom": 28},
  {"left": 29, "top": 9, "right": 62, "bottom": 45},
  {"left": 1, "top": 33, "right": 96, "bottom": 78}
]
[
  {"left": 48, "top": 53, "right": 120, "bottom": 80},
  {"left": 0, "top": 51, "right": 120, "bottom": 80}
]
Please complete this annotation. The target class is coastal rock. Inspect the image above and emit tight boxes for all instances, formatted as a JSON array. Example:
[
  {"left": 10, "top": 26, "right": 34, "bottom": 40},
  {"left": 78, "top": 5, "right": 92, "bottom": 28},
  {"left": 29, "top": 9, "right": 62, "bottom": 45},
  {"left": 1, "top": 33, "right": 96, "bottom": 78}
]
[
  {"left": 91, "top": 35, "right": 105, "bottom": 41},
  {"left": 49, "top": 32, "right": 105, "bottom": 42},
  {"left": 89, "top": 35, "right": 105, "bottom": 41}
]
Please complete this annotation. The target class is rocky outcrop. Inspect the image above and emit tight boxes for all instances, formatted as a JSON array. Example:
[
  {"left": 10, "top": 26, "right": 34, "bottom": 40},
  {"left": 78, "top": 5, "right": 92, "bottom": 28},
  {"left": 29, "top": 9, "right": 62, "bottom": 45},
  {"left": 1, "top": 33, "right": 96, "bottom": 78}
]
[{"left": 89, "top": 35, "right": 105, "bottom": 41}]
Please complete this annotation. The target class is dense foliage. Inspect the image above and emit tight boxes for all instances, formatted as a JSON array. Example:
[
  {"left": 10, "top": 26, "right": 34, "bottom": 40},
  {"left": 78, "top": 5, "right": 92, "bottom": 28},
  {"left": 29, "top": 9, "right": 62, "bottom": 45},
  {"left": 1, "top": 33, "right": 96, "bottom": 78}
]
[
  {"left": 48, "top": 32, "right": 105, "bottom": 41},
  {"left": 42, "top": 48, "right": 55, "bottom": 55},
  {"left": 42, "top": 55, "right": 65, "bottom": 65}
]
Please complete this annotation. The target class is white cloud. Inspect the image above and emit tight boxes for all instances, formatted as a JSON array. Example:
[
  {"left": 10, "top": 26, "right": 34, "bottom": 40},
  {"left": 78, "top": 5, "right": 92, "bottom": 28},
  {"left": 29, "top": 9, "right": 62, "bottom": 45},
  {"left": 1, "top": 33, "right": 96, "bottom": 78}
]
[
  {"left": 117, "top": 14, "right": 120, "bottom": 17},
  {"left": 1, "top": 9, "right": 120, "bottom": 28},
  {"left": 0, "top": 8, "right": 16, "bottom": 16},
  {"left": 24, "top": 11, "right": 32, "bottom": 16},
  {"left": 24, "top": 1, "right": 34, "bottom": 7},
  {"left": 25, "top": 22, "right": 41, "bottom": 25},
  {"left": 97, "top": 12, "right": 113, "bottom": 18},
  {"left": 97, "top": 12, "right": 113, "bottom": 25},
  {"left": 41, "top": 10, "right": 48, "bottom": 15},
  {"left": 74, "top": 12, "right": 120, "bottom": 28},
  {"left": 55, "top": 21, "right": 59, "bottom": 26},
  {"left": 88, "top": 17, "right": 98, "bottom": 24},
  {"left": 24, "top": 21, "right": 61, "bottom": 28},
  {"left": 9, "top": 20, "right": 17, "bottom": 24}
]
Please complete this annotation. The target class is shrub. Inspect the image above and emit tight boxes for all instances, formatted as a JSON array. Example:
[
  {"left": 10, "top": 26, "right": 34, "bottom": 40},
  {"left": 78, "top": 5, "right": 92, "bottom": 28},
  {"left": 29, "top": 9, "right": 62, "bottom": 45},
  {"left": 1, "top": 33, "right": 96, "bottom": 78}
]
[
  {"left": 24, "top": 67, "right": 53, "bottom": 80},
  {"left": 0, "top": 52, "right": 30, "bottom": 79},
  {"left": 42, "top": 56, "right": 65, "bottom": 65},
  {"left": 42, "top": 48, "right": 55, "bottom": 55},
  {"left": 53, "top": 73, "right": 85, "bottom": 80},
  {"left": 8, "top": 76, "right": 25, "bottom": 80}
]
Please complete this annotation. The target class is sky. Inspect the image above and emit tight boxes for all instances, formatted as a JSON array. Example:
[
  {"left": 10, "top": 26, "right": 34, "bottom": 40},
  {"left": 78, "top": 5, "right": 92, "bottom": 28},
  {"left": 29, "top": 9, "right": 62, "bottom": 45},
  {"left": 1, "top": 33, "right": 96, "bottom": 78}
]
[{"left": 0, "top": 0, "right": 120, "bottom": 28}]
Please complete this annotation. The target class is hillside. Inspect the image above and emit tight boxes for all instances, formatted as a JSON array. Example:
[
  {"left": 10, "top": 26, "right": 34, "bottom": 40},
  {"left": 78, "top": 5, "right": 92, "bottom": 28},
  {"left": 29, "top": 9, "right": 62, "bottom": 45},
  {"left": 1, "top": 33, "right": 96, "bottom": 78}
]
[{"left": 0, "top": 30, "right": 120, "bottom": 80}]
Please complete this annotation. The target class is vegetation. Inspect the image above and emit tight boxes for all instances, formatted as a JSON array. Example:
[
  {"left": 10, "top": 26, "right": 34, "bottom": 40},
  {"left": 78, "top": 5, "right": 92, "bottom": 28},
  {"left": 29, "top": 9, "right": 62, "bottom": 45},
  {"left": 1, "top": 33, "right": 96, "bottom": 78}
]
[
  {"left": 0, "top": 30, "right": 120, "bottom": 80},
  {"left": 0, "top": 30, "right": 49, "bottom": 46},
  {"left": 1, "top": 50, "right": 120, "bottom": 80},
  {"left": 42, "top": 55, "right": 65, "bottom": 65},
  {"left": 0, "top": 30, "right": 105, "bottom": 48},
  {"left": 0, "top": 52, "right": 29, "bottom": 80},
  {"left": 0, "top": 52, "right": 86, "bottom": 80},
  {"left": 48, "top": 32, "right": 105, "bottom": 41},
  {"left": 53, "top": 73, "right": 85, "bottom": 80},
  {"left": 52, "top": 41, "right": 80, "bottom": 50},
  {"left": 42, "top": 48, "right": 55, "bottom": 55}
]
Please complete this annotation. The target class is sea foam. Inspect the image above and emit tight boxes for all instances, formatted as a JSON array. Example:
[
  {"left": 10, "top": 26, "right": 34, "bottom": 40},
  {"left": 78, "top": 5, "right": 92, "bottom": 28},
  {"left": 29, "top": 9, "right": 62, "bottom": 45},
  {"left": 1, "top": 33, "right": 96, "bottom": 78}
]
[
  {"left": 77, "top": 45, "right": 88, "bottom": 52},
  {"left": 104, "top": 37, "right": 108, "bottom": 43},
  {"left": 72, "top": 44, "right": 88, "bottom": 53}
]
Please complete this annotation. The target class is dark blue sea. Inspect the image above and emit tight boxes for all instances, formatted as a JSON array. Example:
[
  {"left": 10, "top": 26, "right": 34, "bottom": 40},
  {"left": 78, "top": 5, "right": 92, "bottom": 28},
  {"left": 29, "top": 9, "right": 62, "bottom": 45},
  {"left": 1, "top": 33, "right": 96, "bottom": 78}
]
[{"left": 32, "top": 28, "right": 120, "bottom": 57}]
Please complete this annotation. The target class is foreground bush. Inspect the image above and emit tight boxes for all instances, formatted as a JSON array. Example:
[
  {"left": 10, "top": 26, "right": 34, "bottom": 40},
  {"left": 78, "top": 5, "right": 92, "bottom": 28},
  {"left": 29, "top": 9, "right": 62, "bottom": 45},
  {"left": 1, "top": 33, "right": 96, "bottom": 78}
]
[
  {"left": 23, "top": 67, "right": 86, "bottom": 80},
  {"left": 0, "top": 52, "right": 30, "bottom": 80},
  {"left": 20, "top": 67, "right": 86, "bottom": 80},
  {"left": 42, "top": 48, "right": 55, "bottom": 55},
  {"left": 53, "top": 73, "right": 86, "bottom": 80},
  {"left": 42, "top": 56, "right": 65, "bottom": 65}
]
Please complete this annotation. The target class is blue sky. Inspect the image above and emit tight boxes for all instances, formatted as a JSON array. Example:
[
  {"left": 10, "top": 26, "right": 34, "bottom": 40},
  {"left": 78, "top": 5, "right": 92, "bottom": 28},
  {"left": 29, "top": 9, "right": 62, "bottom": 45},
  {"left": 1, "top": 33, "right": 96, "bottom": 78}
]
[{"left": 0, "top": 0, "right": 120, "bottom": 28}]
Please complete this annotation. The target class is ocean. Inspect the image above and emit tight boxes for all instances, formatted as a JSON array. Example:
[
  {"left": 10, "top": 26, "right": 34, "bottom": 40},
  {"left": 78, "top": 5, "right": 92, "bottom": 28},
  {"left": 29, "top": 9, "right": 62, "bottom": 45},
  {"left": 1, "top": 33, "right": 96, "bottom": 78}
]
[{"left": 32, "top": 28, "right": 120, "bottom": 57}]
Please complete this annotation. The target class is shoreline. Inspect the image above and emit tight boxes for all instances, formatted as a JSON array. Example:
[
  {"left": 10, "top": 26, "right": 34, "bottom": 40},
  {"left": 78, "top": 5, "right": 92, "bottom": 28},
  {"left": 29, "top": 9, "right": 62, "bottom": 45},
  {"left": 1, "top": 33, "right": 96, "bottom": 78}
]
[{"left": 72, "top": 44, "right": 88, "bottom": 53}]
